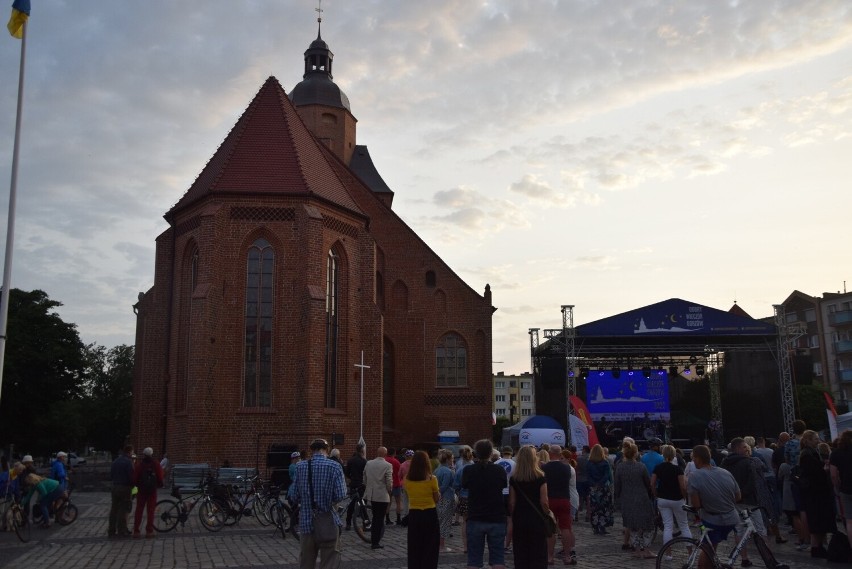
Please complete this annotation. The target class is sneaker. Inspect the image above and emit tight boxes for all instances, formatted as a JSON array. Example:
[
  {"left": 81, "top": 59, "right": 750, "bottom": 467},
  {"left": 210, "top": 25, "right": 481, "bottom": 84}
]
[
  {"left": 741, "top": 560, "right": 753, "bottom": 567},
  {"left": 385, "top": 520, "right": 394, "bottom": 526},
  {"left": 795, "top": 542, "right": 809, "bottom": 551}
]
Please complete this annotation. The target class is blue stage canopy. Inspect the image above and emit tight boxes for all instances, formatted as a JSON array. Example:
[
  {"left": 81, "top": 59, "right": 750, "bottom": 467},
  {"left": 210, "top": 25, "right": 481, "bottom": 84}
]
[{"left": 576, "top": 298, "right": 776, "bottom": 337}]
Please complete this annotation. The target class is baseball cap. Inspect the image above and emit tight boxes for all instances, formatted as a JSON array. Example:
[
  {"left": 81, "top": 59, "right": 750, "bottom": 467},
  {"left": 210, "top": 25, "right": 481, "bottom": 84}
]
[
  {"left": 501, "top": 446, "right": 513, "bottom": 455},
  {"left": 22, "top": 455, "right": 33, "bottom": 463},
  {"left": 404, "top": 449, "right": 415, "bottom": 457},
  {"left": 143, "top": 447, "right": 154, "bottom": 457},
  {"left": 290, "top": 451, "right": 300, "bottom": 458},
  {"left": 310, "top": 438, "right": 329, "bottom": 451}
]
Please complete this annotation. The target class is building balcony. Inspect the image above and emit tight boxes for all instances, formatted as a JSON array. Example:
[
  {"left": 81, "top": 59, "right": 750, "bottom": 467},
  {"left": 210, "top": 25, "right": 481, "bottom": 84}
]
[
  {"left": 840, "top": 369, "right": 852, "bottom": 383},
  {"left": 836, "top": 340, "right": 852, "bottom": 355},
  {"left": 830, "top": 310, "right": 852, "bottom": 327}
]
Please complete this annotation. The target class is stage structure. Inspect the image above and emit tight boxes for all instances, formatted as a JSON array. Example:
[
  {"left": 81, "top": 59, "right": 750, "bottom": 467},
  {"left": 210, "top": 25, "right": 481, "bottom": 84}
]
[{"left": 530, "top": 299, "right": 796, "bottom": 446}]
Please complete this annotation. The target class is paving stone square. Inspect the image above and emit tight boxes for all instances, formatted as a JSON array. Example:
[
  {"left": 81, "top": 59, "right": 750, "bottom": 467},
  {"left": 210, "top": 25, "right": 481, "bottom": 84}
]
[{"left": 0, "top": 492, "right": 826, "bottom": 568}]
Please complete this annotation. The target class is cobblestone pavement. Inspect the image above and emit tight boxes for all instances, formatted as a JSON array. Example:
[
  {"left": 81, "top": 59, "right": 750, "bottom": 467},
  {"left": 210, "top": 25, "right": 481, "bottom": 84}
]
[{"left": 0, "top": 493, "right": 829, "bottom": 568}]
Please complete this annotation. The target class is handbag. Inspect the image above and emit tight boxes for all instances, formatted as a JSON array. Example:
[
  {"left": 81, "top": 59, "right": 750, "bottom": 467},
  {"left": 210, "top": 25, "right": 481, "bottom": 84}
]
[
  {"left": 516, "top": 481, "right": 558, "bottom": 537},
  {"left": 308, "top": 459, "right": 339, "bottom": 543}
]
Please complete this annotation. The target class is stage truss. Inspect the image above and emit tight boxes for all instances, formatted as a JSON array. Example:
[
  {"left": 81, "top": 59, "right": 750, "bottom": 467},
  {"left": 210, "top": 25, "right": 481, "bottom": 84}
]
[{"left": 530, "top": 303, "right": 795, "bottom": 445}]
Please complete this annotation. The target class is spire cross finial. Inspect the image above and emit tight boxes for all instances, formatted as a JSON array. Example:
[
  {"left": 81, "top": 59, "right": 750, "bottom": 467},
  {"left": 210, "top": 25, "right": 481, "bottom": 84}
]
[{"left": 316, "top": 0, "right": 323, "bottom": 23}]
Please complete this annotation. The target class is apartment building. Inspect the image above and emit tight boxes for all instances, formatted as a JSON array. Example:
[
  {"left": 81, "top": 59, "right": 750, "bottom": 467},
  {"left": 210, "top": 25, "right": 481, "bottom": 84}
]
[{"left": 493, "top": 371, "right": 536, "bottom": 423}]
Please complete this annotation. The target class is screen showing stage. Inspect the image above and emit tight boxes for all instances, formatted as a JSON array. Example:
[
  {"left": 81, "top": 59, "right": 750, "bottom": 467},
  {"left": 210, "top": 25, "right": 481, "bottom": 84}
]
[{"left": 585, "top": 369, "right": 671, "bottom": 421}]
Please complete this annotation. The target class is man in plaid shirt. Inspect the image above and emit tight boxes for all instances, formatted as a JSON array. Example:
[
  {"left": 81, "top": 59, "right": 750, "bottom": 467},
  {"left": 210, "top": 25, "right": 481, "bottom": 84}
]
[{"left": 291, "top": 438, "right": 348, "bottom": 569}]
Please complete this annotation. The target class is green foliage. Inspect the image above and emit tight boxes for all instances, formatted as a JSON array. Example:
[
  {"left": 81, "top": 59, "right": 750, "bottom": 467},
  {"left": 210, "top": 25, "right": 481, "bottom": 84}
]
[
  {"left": 82, "top": 344, "right": 134, "bottom": 454},
  {"left": 0, "top": 289, "right": 133, "bottom": 457},
  {"left": 796, "top": 384, "right": 830, "bottom": 433},
  {"left": 492, "top": 416, "right": 512, "bottom": 444}
]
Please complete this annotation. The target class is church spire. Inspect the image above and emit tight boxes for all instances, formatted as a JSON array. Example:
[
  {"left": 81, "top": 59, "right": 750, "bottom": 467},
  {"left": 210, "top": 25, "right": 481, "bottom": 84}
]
[{"left": 303, "top": 0, "right": 333, "bottom": 80}]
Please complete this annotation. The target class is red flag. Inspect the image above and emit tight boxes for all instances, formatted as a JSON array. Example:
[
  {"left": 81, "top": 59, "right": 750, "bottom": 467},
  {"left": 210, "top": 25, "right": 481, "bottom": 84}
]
[
  {"left": 569, "top": 395, "right": 599, "bottom": 446},
  {"left": 825, "top": 392, "right": 839, "bottom": 417}
]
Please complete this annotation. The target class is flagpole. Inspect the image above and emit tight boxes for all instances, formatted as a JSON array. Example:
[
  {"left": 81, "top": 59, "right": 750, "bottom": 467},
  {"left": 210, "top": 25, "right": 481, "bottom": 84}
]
[{"left": 0, "top": 19, "right": 27, "bottom": 407}]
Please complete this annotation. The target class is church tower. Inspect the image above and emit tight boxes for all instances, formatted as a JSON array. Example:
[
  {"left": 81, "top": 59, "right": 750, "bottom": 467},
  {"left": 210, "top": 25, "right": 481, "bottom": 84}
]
[
  {"left": 289, "top": 14, "right": 357, "bottom": 166},
  {"left": 131, "top": 10, "right": 494, "bottom": 466}
]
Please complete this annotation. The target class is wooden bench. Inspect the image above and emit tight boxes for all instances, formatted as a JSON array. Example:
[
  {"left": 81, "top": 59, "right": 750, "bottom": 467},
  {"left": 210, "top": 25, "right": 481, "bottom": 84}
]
[{"left": 169, "top": 463, "right": 211, "bottom": 490}]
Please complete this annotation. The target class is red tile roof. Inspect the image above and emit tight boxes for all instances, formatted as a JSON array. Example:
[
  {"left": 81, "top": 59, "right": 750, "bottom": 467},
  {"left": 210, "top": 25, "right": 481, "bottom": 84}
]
[{"left": 167, "top": 76, "right": 363, "bottom": 218}]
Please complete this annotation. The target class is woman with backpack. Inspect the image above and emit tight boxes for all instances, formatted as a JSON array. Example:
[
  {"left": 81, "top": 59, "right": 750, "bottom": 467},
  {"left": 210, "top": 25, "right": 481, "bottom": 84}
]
[{"left": 133, "top": 447, "right": 164, "bottom": 538}]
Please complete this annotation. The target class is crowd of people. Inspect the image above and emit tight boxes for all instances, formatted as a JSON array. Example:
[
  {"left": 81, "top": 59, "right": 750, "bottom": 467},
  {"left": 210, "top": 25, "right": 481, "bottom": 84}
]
[
  {"left": 7, "top": 419, "right": 852, "bottom": 568},
  {"left": 285, "top": 420, "right": 852, "bottom": 568},
  {"left": 0, "top": 451, "right": 70, "bottom": 529}
]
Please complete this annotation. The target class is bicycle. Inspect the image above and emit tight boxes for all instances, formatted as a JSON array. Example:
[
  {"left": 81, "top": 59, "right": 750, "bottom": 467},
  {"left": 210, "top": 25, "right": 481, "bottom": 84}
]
[
  {"left": 656, "top": 505, "right": 790, "bottom": 569},
  {"left": 335, "top": 486, "right": 371, "bottom": 543},
  {"left": 212, "top": 474, "right": 259, "bottom": 527},
  {"left": 266, "top": 484, "right": 297, "bottom": 539},
  {"left": 8, "top": 496, "right": 31, "bottom": 543},
  {"left": 33, "top": 481, "right": 78, "bottom": 526},
  {"left": 155, "top": 476, "right": 227, "bottom": 532}
]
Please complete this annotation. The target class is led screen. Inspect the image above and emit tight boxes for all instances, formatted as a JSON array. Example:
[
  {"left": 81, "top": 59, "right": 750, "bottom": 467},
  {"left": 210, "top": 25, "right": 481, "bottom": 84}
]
[{"left": 585, "top": 369, "right": 671, "bottom": 421}]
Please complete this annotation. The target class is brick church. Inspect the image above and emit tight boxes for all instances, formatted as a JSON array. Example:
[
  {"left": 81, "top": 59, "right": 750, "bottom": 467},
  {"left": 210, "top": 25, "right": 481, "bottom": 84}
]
[{"left": 130, "top": 22, "right": 495, "bottom": 467}]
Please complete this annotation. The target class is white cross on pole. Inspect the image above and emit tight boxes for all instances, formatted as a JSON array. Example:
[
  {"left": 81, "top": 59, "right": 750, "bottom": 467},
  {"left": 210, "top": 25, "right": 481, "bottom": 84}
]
[{"left": 354, "top": 350, "right": 370, "bottom": 449}]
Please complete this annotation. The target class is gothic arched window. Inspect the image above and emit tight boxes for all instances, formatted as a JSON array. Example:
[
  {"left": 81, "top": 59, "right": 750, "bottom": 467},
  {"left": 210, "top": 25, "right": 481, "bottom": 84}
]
[
  {"left": 244, "top": 238, "right": 273, "bottom": 407},
  {"left": 324, "top": 248, "right": 340, "bottom": 407},
  {"left": 436, "top": 333, "right": 467, "bottom": 387}
]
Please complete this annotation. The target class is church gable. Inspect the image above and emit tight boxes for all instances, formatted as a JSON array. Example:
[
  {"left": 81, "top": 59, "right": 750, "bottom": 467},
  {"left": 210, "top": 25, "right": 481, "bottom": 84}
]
[{"left": 168, "top": 77, "right": 363, "bottom": 220}]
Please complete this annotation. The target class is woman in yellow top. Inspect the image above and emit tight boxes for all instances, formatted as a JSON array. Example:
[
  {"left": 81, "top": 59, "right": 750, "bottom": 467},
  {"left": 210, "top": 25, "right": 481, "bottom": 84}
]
[{"left": 403, "top": 450, "right": 441, "bottom": 569}]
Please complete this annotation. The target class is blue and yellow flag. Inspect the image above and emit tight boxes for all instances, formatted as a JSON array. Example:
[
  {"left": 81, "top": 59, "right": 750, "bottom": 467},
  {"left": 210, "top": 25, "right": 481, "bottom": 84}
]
[{"left": 7, "top": 0, "right": 30, "bottom": 39}]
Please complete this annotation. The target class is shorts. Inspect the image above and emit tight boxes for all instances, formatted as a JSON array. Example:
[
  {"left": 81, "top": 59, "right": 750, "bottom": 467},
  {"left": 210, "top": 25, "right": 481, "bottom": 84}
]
[
  {"left": 392, "top": 487, "right": 402, "bottom": 498},
  {"left": 702, "top": 520, "right": 736, "bottom": 545},
  {"left": 549, "top": 497, "right": 573, "bottom": 529}
]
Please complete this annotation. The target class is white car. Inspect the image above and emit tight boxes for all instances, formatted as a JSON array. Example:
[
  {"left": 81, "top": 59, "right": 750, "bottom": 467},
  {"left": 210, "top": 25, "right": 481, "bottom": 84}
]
[{"left": 68, "top": 452, "right": 86, "bottom": 467}]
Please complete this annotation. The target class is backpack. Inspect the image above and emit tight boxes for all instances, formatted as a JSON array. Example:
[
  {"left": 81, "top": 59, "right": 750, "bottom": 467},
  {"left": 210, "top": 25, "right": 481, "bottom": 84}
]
[
  {"left": 139, "top": 463, "right": 158, "bottom": 493},
  {"left": 827, "top": 532, "right": 852, "bottom": 563}
]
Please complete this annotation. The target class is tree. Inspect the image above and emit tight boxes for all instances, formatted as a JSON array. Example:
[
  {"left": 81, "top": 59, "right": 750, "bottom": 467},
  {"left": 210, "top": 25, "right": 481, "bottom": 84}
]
[
  {"left": 492, "top": 416, "right": 511, "bottom": 445},
  {"left": 0, "top": 289, "right": 89, "bottom": 455},
  {"left": 82, "top": 344, "right": 134, "bottom": 454},
  {"left": 796, "top": 384, "right": 829, "bottom": 434}
]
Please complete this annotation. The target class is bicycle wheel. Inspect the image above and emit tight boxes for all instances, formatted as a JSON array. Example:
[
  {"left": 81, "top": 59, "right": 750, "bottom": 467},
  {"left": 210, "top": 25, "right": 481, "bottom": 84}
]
[
  {"left": 154, "top": 499, "right": 180, "bottom": 532},
  {"left": 12, "top": 506, "right": 31, "bottom": 543},
  {"left": 656, "top": 537, "right": 711, "bottom": 569},
  {"left": 253, "top": 494, "right": 272, "bottom": 526},
  {"left": 752, "top": 533, "right": 786, "bottom": 569},
  {"left": 270, "top": 501, "right": 292, "bottom": 539},
  {"left": 55, "top": 502, "right": 78, "bottom": 526},
  {"left": 353, "top": 501, "right": 371, "bottom": 543},
  {"left": 198, "top": 499, "right": 226, "bottom": 532}
]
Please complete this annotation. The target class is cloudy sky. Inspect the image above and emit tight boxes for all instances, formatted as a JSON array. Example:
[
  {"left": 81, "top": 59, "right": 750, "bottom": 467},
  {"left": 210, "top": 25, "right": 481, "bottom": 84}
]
[{"left": 0, "top": 1, "right": 850, "bottom": 375}]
